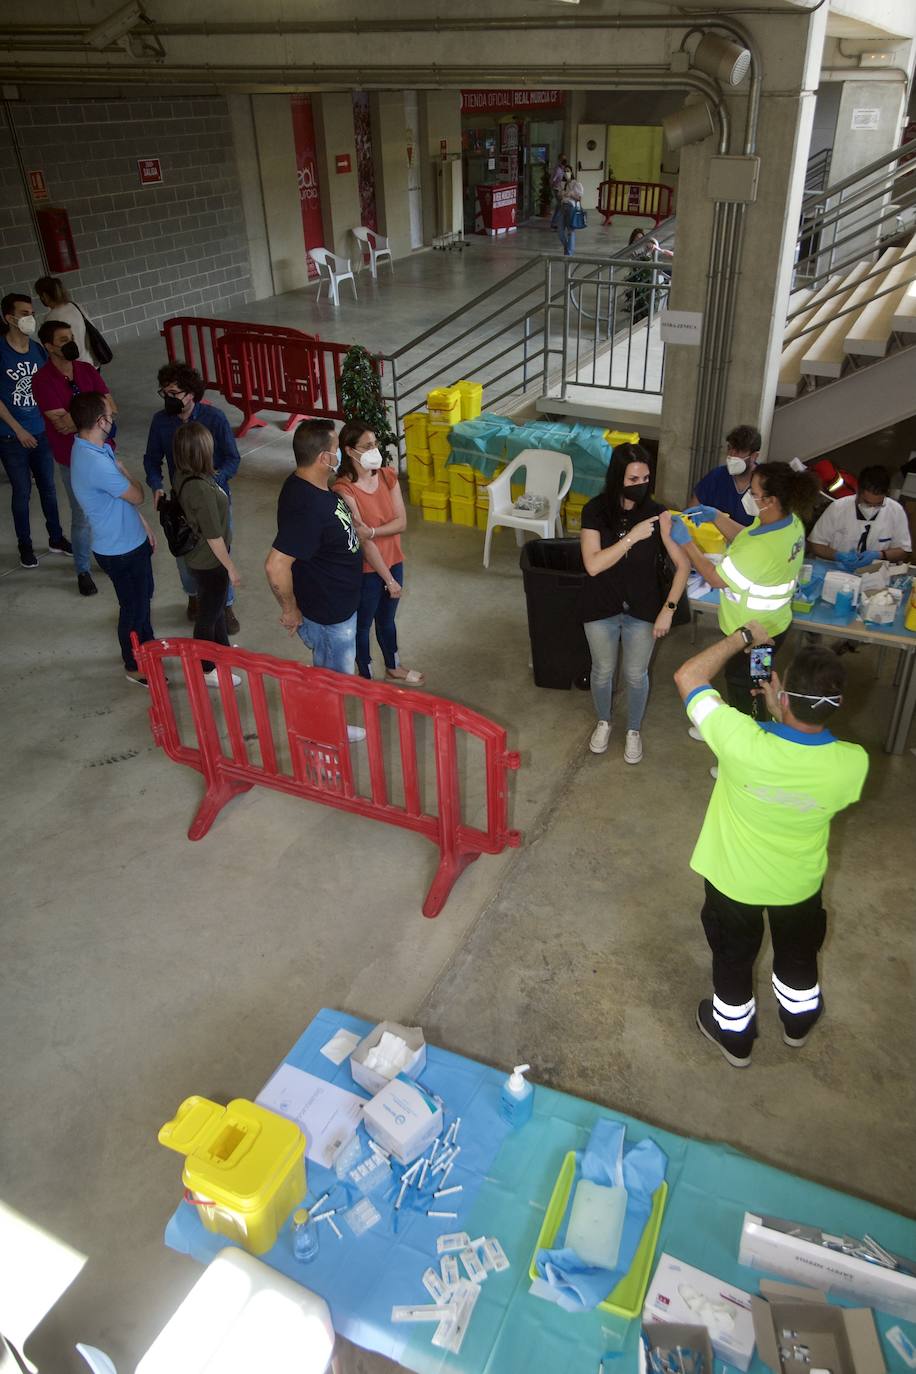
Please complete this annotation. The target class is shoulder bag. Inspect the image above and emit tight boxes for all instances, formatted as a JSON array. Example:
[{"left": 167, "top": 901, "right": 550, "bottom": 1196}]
[{"left": 75, "top": 304, "right": 114, "bottom": 367}]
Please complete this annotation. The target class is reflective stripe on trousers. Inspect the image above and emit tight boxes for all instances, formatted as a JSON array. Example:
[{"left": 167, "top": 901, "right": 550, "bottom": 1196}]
[{"left": 712, "top": 993, "right": 756, "bottom": 1034}]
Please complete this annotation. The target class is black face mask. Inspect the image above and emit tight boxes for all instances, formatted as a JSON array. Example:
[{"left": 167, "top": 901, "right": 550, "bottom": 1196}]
[
  {"left": 60, "top": 341, "right": 80, "bottom": 362},
  {"left": 624, "top": 482, "right": 649, "bottom": 506},
  {"left": 162, "top": 394, "right": 185, "bottom": 416}
]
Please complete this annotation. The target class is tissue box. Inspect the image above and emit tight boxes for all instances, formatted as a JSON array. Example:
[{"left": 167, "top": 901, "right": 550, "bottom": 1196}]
[
  {"left": 362, "top": 1075, "right": 443, "bottom": 1165},
  {"left": 350, "top": 1021, "right": 427, "bottom": 1095},
  {"left": 739, "top": 1213, "right": 916, "bottom": 1320},
  {"left": 643, "top": 1253, "right": 756, "bottom": 1371},
  {"left": 752, "top": 1281, "right": 885, "bottom": 1374}
]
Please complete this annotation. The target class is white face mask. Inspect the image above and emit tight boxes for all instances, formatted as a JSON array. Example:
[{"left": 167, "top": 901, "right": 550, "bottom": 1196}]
[
  {"left": 858, "top": 501, "right": 882, "bottom": 519},
  {"left": 328, "top": 450, "right": 341, "bottom": 473},
  {"left": 726, "top": 456, "right": 748, "bottom": 477},
  {"left": 741, "top": 489, "right": 760, "bottom": 517},
  {"left": 358, "top": 447, "right": 383, "bottom": 471},
  {"left": 18, "top": 314, "right": 36, "bottom": 336}
]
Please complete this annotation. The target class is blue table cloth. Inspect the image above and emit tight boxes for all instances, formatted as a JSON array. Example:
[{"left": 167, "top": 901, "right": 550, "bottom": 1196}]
[{"left": 165, "top": 1009, "right": 916, "bottom": 1372}]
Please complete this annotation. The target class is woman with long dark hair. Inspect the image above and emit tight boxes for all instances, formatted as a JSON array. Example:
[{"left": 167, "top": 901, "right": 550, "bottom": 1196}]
[
  {"left": 334, "top": 418, "right": 424, "bottom": 685},
  {"left": 580, "top": 443, "right": 690, "bottom": 764}
]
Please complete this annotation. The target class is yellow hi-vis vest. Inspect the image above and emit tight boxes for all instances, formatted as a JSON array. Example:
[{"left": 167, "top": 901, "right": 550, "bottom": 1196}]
[{"left": 717, "top": 515, "right": 805, "bottom": 636}]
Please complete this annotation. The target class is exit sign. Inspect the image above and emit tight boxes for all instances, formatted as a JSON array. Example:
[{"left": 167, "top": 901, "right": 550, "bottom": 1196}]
[{"left": 137, "top": 157, "right": 163, "bottom": 186}]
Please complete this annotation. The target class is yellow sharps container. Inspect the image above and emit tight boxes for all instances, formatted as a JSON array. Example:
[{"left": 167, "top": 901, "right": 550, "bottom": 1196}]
[{"left": 159, "top": 1095, "right": 307, "bottom": 1255}]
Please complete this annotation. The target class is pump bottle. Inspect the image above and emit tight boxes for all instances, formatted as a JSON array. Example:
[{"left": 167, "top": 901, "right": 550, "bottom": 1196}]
[{"left": 499, "top": 1063, "right": 534, "bottom": 1127}]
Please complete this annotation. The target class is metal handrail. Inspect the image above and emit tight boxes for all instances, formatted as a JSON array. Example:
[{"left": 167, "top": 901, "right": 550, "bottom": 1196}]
[
  {"left": 386, "top": 256, "right": 543, "bottom": 362},
  {"left": 788, "top": 273, "right": 916, "bottom": 342},
  {"left": 787, "top": 246, "right": 916, "bottom": 323},
  {"left": 800, "top": 135, "right": 916, "bottom": 213},
  {"left": 796, "top": 223, "right": 916, "bottom": 295},
  {"left": 797, "top": 172, "right": 916, "bottom": 249}
]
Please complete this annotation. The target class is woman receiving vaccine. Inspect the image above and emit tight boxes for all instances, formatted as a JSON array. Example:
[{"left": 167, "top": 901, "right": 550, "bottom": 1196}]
[{"left": 335, "top": 419, "right": 425, "bottom": 685}]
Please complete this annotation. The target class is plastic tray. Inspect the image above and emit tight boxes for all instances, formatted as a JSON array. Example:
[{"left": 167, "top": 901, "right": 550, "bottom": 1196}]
[{"left": 528, "top": 1151, "right": 668, "bottom": 1318}]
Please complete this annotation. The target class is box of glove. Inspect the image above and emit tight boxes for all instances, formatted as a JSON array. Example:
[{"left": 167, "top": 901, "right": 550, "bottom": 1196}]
[{"left": 643, "top": 1253, "right": 756, "bottom": 1371}]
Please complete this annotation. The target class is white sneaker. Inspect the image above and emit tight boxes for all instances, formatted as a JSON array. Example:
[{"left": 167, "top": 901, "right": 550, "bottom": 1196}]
[
  {"left": 688, "top": 725, "right": 704, "bottom": 741},
  {"left": 624, "top": 730, "right": 643, "bottom": 764},
  {"left": 204, "top": 668, "right": 241, "bottom": 689},
  {"left": 347, "top": 724, "right": 367, "bottom": 742},
  {"left": 589, "top": 721, "right": 611, "bottom": 754},
  {"left": 709, "top": 765, "right": 718, "bottom": 780}
]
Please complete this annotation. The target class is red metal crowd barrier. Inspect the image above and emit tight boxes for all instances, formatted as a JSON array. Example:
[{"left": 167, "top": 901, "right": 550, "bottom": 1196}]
[
  {"left": 597, "top": 180, "right": 674, "bottom": 228},
  {"left": 134, "top": 636, "right": 522, "bottom": 919},
  {"left": 216, "top": 333, "right": 357, "bottom": 437},
  {"left": 161, "top": 316, "right": 312, "bottom": 392}
]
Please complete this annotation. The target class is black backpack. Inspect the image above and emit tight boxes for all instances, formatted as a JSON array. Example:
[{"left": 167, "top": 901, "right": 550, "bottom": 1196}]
[{"left": 158, "top": 476, "right": 203, "bottom": 557}]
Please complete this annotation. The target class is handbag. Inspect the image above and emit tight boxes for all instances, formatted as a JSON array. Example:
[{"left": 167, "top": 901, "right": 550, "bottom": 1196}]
[
  {"left": 75, "top": 304, "right": 113, "bottom": 367},
  {"left": 159, "top": 477, "right": 204, "bottom": 558},
  {"left": 570, "top": 203, "right": 587, "bottom": 231}
]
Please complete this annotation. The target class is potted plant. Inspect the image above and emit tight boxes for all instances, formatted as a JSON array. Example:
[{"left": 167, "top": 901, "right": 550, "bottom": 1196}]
[{"left": 338, "top": 344, "right": 397, "bottom": 461}]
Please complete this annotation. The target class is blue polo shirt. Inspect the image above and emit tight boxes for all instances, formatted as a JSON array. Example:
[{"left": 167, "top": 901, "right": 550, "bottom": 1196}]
[
  {"left": 694, "top": 464, "right": 755, "bottom": 527},
  {"left": 0, "top": 336, "right": 47, "bottom": 438},
  {"left": 71, "top": 436, "right": 147, "bottom": 556},
  {"left": 143, "top": 401, "right": 241, "bottom": 493}
]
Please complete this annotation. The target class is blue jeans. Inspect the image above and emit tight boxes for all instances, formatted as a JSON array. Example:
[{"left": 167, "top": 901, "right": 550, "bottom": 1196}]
[
  {"left": 0, "top": 432, "right": 64, "bottom": 546},
  {"left": 94, "top": 539, "right": 155, "bottom": 671},
  {"left": 297, "top": 610, "right": 357, "bottom": 675},
  {"left": 176, "top": 490, "right": 234, "bottom": 605},
  {"left": 584, "top": 613, "right": 656, "bottom": 730},
  {"left": 356, "top": 561, "right": 402, "bottom": 678},
  {"left": 59, "top": 463, "right": 91, "bottom": 574},
  {"left": 559, "top": 203, "right": 576, "bottom": 257}
]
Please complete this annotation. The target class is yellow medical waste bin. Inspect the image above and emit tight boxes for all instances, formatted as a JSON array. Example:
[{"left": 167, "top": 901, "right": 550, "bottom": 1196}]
[
  {"left": 447, "top": 463, "right": 477, "bottom": 503},
  {"left": 456, "top": 380, "right": 483, "bottom": 421},
  {"left": 564, "top": 492, "right": 589, "bottom": 533},
  {"left": 604, "top": 428, "right": 640, "bottom": 448},
  {"left": 159, "top": 1095, "right": 306, "bottom": 1255},
  {"left": 421, "top": 489, "right": 449, "bottom": 523},
  {"left": 406, "top": 450, "right": 433, "bottom": 486},
  {"left": 403, "top": 412, "right": 429, "bottom": 456},
  {"left": 427, "top": 386, "right": 462, "bottom": 426},
  {"left": 451, "top": 496, "right": 476, "bottom": 527}
]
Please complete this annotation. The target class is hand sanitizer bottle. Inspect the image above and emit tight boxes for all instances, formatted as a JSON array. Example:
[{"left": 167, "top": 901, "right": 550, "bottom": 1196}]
[{"left": 500, "top": 1064, "right": 534, "bottom": 1127}]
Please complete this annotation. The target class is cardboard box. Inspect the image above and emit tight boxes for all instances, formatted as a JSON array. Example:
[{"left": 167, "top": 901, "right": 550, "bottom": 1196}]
[
  {"left": 740, "top": 1213, "right": 916, "bottom": 1322},
  {"left": 349, "top": 1021, "right": 426, "bottom": 1095},
  {"left": 644, "top": 1252, "right": 756, "bottom": 1371},
  {"left": 362, "top": 1075, "right": 443, "bottom": 1165},
  {"left": 640, "top": 1322, "right": 713, "bottom": 1374},
  {"left": 752, "top": 1280, "right": 886, "bottom": 1374}
]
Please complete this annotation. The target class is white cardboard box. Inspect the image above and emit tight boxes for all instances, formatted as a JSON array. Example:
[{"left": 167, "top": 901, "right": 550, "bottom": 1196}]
[
  {"left": 739, "top": 1213, "right": 916, "bottom": 1322},
  {"left": 643, "top": 1253, "right": 756, "bottom": 1372},
  {"left": 362, "top": 1076, "right": 442, "bottom": 1166}
]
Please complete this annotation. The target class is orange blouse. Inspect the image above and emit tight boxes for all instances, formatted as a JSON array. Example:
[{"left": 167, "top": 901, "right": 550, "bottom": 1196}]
[{"left": 336, "top": 468, "right": 404, "bottom": 574}]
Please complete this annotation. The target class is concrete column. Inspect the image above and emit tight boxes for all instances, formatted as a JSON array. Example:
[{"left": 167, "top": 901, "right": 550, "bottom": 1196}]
[
  {"left": 371, "top": 90, "right": 412, "bottom": 259},
  {"left": 227, "top": 94, "right": 273, "bottom": 301},
  {"left": 657, "top": 6, "right": 829, "bottom": 503},
  {"left": 419, "top": 90, "right": 461, "bottom": 243},
  {"left": 313, "top": 92, "right": 361, "bottom": 264},
  {"left": 250, "top": 94, "right": 309, "bottom": 295}
]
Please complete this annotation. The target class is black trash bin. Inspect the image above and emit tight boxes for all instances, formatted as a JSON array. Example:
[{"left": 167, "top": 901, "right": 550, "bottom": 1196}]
[{"left": 519, "top": 538, "right": 592, "bottom": 689}]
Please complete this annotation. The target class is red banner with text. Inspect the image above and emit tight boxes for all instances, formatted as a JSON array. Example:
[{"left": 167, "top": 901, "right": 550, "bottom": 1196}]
[{"left": 291, "top": 95, "right": 324, "bottom": 280}]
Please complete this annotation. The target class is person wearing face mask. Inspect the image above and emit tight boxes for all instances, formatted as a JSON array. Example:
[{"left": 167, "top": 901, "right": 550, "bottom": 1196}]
[
  {"left": 580, "top": 443, "right": 690, "bottom": 764},
  {"left": 144, "top": 362, "right": 242, "bottom": 632},
  {"left": 264, "top": 422, "right": 366, "bottom": 727},
  {"left": 33, "top": 320, "right": 118, "bottom": 596},
  {"left": 334, "top": 419, "right": 425, "bottom": 685},
  {"left": 673, "top": 462, "right": 820, "bottom": 724},
  {"left": 675, "top": 626, "right": 868, "bottom": 1069},
  {"left": 808, "top": 465, "right": 911, "bottom": 568},
  {"left": 69, "top": 392, "right": 158, "bottom": 687},
  {"left": 0, "top": 291, "right": 68, "bottom": 569},
  {"left": 691, "top": 424, "right": 762, "bottom": 528}
]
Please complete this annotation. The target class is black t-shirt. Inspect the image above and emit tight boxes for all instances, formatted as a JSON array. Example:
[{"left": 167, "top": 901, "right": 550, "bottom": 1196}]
[
  {"left": 273, "top": 473, "right": 362, "bottom": 625},
  {"left": 580, "top": 495, "right": 668, "bottom": 623}
]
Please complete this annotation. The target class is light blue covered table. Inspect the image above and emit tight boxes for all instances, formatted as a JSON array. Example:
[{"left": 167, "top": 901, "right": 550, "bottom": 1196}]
[
  {"left": 166, "top": 1009, "right": 916, "bottom": 1372},
  {"left": 689, "top": 557, "right": 916, "bottom": 754}
]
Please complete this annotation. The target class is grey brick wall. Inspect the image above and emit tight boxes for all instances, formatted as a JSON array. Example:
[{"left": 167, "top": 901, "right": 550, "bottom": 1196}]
[{"left": 3, "top": 97, "right": 254, "bottom": 346}]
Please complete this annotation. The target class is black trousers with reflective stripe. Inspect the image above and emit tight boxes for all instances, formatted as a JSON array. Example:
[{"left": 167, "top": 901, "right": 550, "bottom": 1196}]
[{"left": 700, "top": 880, "right": 827, "bottom": 1045}]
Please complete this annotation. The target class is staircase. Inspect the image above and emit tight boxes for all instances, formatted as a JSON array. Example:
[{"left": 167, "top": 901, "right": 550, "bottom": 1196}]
[{"left": 769, "top": 138, "right": 916, "bottom": 462}]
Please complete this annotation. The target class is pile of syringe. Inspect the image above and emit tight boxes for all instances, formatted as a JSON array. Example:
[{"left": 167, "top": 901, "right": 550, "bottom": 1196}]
[
  {"left": 642, "top": 1336, "right": 705, "bottom": 1374},
  {"left": 391, "top": 1230, "right": 510, "bottom": 1355},
  {"left": 393, "top": 1116, "right": 464, "bottom": 1220}
]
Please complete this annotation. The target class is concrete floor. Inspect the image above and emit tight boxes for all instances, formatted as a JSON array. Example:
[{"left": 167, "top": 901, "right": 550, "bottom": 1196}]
[{"left": 2, "top": 230, "right": 915, "bottom": 1374}]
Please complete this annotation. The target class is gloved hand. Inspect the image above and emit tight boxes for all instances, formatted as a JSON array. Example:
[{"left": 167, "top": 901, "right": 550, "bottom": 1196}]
[
  {"left": 668, "top": 514, "right": 694, "bottom": 545},
  {"left": 835, "top": 550, "right": 858, "bottom": 570},
  {"left": 683, "top": 504, "right": 719, "bottom": 525},
  {"left": 856, "top": 550, "right": 880, "bottom": 567}
]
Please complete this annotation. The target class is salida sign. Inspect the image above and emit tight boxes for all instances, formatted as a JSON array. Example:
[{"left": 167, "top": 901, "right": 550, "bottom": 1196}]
[
  {"left": 460, "top": 89, "right": 565, "bottom": 114},
  {"left": 291, "top": 95, "right": 323, "bottom": 280}
]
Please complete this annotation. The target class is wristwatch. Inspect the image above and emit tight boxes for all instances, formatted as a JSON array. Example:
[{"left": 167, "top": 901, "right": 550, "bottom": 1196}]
[
  {"left": 736, "top": 626, "right": 754, "bottom": 647},
  {"left": 666, "top": 600, "right": 677, "bottom": 611}
]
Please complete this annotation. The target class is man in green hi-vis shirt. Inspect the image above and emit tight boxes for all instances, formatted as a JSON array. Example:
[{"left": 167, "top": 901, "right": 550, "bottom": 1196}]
[{"left": 674, "top": 620, "right": 868, "bottom": 1070}]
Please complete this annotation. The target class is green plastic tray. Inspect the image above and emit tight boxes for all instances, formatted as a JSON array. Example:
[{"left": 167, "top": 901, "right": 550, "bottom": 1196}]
[{"left": 528, "top": 1151, "right": 668, "bottom": 1318}]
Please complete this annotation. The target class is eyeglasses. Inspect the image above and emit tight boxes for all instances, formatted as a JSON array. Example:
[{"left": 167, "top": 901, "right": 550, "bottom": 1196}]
[{"left": 157, "top": 388, "right": 187, "bottom": 399}]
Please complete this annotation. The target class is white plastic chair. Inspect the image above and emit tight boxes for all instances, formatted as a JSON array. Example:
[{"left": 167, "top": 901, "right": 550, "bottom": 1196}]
[
  {"left": 76, "top": 1247, "right": 337, "bottom": 1374},
  {"left": 352, "top": 227, "right": 393, "bottom": 279},
  {"left": 483, "top": 448, "right": 574, "bottom": 568},
  {"left": 0, "top": 1200, "right": 87, "bottom": 1373},
  {"left": 310, "top": 248, "right": 357, "bottom": 307}
]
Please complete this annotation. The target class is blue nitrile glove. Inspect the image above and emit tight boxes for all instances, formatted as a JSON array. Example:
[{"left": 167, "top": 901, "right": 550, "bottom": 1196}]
[
  {"left": 683, "top": 504, "right": 719, "bottom": 525},
  {"left": 669, "top": 514, "right": 694, "bottom": 546},
  {"left": 835, "top": 550, "right": 858, "bottom": 570},
  {"left": 856, "top": 550, "right": 880, "bottom": 568}
]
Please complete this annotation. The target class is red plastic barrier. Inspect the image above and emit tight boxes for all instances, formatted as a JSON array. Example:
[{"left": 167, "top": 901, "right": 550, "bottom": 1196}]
[
  {"left": 161, "top": 316, "right": 314, "bottom": 392},
  {"left": 134, "top": 636, "right": 522, "bottom": 919},
  {"left": 598, "top": 180, "right": 674, "bottom": 228},
  {"left": 215, "top": 333, "right": 357, "bottom": 437}
]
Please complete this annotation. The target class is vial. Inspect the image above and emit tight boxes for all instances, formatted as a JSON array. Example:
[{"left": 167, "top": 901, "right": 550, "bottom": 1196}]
[{"left": 293, "top": 1207, "right": 319, "bottom": 1262}]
